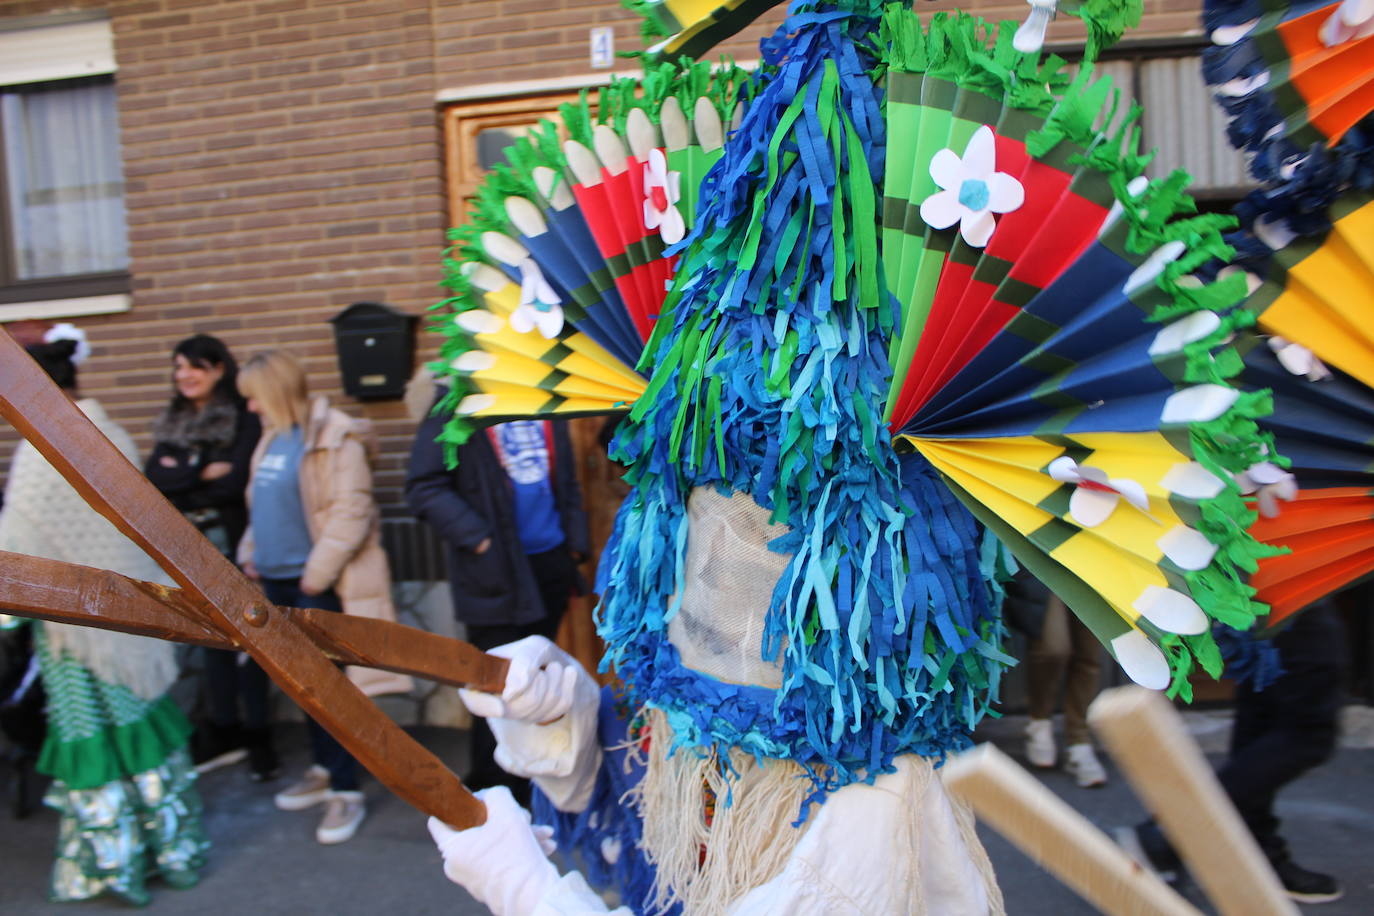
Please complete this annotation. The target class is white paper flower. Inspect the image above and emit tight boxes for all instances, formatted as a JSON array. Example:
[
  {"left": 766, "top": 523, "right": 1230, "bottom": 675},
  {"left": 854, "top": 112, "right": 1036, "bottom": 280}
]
[
  {"left": 1047, "top": 456, "right": 1151, "bottom": 528},
  {"left": 642, "top": 148, "right": 685, "bottom": 245},
  {"left": 919, "top": 126, "right": 1025, "bottom": 248},
  {"left": 509, "top": 258, "right": 564, "bottom": 339},
  {"left": 1267, "top": 336, "right": 1332, "bottom": 381},
  {"left": 1013, "top": 0, "right": 1058, "bottom": 53},
  {"left": 1235, "top": 460, "right": 1298, "bottom": 519}
]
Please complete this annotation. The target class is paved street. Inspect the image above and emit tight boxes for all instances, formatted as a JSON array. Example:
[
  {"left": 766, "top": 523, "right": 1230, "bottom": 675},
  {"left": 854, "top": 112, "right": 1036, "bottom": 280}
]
[{"left": 1, "top": 709, "right": 1370, "bottom": 914}]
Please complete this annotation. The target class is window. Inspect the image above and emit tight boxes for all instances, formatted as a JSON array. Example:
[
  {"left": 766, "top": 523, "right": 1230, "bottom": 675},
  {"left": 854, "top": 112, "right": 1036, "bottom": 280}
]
[
  {"left": 0, "top": 16, "right": 129, "bottom": 317},
  {"left": 442, "top": 92, "right": 585, "bottom": 227}
]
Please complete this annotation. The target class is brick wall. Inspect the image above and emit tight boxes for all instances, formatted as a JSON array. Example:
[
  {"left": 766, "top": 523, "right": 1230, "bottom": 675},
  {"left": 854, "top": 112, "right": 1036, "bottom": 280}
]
[{"left": 1, "top": 0, "right": 1208, "bottom": 519}]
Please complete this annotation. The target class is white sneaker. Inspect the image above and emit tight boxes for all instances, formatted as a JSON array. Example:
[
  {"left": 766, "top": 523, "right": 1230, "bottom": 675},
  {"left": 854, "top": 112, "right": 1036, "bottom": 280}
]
[
  {"left": 1024, "top": 718, "right": 1056, "bottom": 768},
  {"left": 274, "top": 765, "right": 332, "bottom": 811},
  {"left": 316, "top": 791, "right": 366, "bottom": 844},
  {"left": 1066, "top": 743, "right": 1108, "bottom": 788}
]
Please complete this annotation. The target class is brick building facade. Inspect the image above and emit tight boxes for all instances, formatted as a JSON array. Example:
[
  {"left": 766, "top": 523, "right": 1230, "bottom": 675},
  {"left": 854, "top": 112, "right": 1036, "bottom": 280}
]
[{"left": 0, "top": 0, "right": 1214, "bottom": 522}]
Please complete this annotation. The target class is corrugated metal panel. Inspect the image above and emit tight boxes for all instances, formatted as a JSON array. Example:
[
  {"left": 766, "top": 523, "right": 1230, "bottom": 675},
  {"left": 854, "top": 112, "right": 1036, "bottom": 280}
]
[
  {"left": 1091, "top": 59, "right": 1137, "bottom": 135},
  {"left": 1139, "top": 55, "right": 1251, "bottom": 191},
  {"left": 0, "top": 19, "right": 115, "bottom": 86}
]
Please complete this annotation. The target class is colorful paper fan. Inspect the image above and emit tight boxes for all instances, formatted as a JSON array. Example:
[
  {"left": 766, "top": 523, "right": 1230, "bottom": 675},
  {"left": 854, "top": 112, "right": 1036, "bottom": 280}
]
[
  {"left": 1232, "top": 332, "right": 1374, "bottom": 629},
  {"left": 1204, "top": 0, "right": 1374, "bottom": 157},
  {"left": 433, "top": 61, "right": 752, "bottom": 425},
  {"left": 870, "top": 17, "right": 1269, "bottom": 690}
]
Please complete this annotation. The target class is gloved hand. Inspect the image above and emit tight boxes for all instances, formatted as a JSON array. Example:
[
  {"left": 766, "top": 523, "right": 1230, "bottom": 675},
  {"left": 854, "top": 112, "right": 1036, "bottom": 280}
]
[
  {"left": 428, "top": 785, "right": 559, "bottom": 916},
  {"left": 460, "top": 635, "right": 581, "bottom": 724},
  {"left": 459, "top": 635, "right": 603, "bottom": 808}
]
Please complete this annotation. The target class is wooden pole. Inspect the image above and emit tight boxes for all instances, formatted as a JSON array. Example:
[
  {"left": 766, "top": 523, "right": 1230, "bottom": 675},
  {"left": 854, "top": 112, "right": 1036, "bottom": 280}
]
[
  {"left": 1089, "top": 687, "right": 1297, "bottom": 916},
  {"left": 943, "top": 743, "right": 1202, "bottom": 916}
]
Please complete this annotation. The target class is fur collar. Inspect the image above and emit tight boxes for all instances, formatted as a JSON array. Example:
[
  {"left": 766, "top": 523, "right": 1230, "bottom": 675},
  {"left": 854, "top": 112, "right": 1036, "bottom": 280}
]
[{"left": 152, "top": 399, "right": 240, "bottom": 450}]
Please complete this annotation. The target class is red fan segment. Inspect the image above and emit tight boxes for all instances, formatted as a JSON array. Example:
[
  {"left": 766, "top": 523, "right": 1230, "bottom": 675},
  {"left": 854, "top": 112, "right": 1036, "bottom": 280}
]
[
  {"left": 1250, "top": 487, "right": 1374, "bottom": 628},
  {"left": 887, "top": 129, "right": 1111, "bottom": 430},
  {"left": 1277, "top": 4, "right": 1374, "bottom": 143}
]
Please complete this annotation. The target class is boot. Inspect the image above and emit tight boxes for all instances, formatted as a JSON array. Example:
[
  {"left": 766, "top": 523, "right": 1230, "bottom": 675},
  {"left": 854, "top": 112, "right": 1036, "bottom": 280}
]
[{"left": 243, "top": 726, "right": 281, "bottom": 782}]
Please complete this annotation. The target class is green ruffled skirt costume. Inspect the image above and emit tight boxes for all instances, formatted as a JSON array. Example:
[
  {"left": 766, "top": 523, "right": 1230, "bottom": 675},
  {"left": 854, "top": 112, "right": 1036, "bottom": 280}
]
[
  {"left": 0, "top": 399, "right": 208, "bottom": 906},
  {"left": 35, "top": 627, "right": 207, "bottom": 905}
]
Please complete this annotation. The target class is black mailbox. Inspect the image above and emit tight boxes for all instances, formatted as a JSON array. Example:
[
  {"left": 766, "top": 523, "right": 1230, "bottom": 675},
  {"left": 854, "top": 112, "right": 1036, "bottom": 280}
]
[{"left": 329, "top": 302, "right": 417, "bottom": 400}]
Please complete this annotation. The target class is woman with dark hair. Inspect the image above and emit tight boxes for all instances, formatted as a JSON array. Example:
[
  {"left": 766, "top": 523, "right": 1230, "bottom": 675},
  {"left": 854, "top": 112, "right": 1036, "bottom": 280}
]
[
  {"left": 144, "top": 335, "right": 275, "bottom": 779},
  {"left": 0, "top": 325, "right": 207, "bottom": 905}
]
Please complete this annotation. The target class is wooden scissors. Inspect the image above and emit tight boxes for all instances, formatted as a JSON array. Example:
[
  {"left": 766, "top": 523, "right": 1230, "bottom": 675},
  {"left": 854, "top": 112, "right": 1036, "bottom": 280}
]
[{"left": 0, "top": 329, "right": 504, "bottom": 828}]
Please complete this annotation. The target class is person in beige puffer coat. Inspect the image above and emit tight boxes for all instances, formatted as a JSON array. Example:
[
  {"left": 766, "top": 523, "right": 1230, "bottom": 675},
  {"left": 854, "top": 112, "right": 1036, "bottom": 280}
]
[{"left": 236, "top": 350, "right": 411, "bottom": 846}]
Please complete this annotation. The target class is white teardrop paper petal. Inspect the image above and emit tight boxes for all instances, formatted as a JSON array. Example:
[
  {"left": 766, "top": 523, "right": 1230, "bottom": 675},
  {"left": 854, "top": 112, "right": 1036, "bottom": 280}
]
[
  {"left": 456, "top": 394, "right": 497, "bottom": 416},
  {"left": 455, "top": 310, "right": 503, "bottom": 334},
  {"left": 533, "top": 166, "right": 576, "bottom": 210},
  {"left": 505, "top": 196, "right": 548, "bottom": 237},
  {"left": 962, "top": 125, "right": 996, "bottom": 178},
  {"left": 1111, "top": 629, "right": 1172, "bottom": 690},
  {"left": 1123, "top": 240, "right": 1186, "bottom": 296},
  {"left": 920, "top": 190, "right": 964, "bottom": 230},
  {"left": 1211, "top": 18, "right": 1258, "bottom": 44},
  {"left": 985, "top": 171, "right": 1025, "bottom": 214},
  {"left": 928, "top": 147, "right": 964, "bottom": 190},
  {"left": 1161, "top": 385, "right": 1240, "bottom": 424},
  {"left": 482, "top": 232, "right": 529, "bottom": 267},
  {"left": 659, "top": 205, "right": 686, "bottom": 245},
  {"left": 465, "top": 263, "right": 509, "bottom": 294},
  {"left": 1157, "top": 525, "right": 1218, "bottom": 571},
  {"left": 509, "top": 307, "right": 536, "bottom": 335},
  {"left": 1068, "top": 486, "right": 1120, "bottom": 528},
  {"left": 1133, "top": 586, "right": 1208, "bottom": 635},
  {"left": 961, "top": 209, "right": 996, "bottom": 248},
  {"left": 1047, "top": 455, "right": 1081, "bottom": 483},
  {"left": 451, "top": 351, "right": 496, "bottom": 372},
  {"left": 1149, "top": 310, "right": 1222, "bottom": 356},
  {"left": 1161, "top": 462, "right": 1226, "bottom": 500}
]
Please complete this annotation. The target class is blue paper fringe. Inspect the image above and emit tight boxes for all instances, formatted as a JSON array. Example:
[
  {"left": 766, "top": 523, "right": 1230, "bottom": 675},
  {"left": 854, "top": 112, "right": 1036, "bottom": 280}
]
[{"left": 593, "top": 1, "right": 1010, "bottom": 814}]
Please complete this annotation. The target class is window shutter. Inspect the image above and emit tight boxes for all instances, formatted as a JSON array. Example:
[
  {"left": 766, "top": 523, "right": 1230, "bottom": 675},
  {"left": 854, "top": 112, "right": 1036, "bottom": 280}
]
[{"left": 0, "top": 18, "right": 115, "bottom": 87}]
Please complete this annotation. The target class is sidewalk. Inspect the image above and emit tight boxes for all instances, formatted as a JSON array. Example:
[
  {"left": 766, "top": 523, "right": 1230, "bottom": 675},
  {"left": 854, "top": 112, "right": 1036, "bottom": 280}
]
[{"left": 0, "top": 711, "right": 1370, "bottom": 914}]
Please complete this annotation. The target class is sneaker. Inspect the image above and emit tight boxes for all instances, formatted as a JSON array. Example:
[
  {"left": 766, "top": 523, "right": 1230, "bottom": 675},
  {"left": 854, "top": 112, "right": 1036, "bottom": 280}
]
[
  {"left": 316, "top": 791, "right": 366, "bottom": 844},
  {"left": 1272, "top": 858, "right": 1342, "bottom": 904},
  {"left": 1024, "top": 718, "right": 1056, "bottom": 768},
  {"left": 191, "top": 722, "right": 248, "bottom": 774},
  {"left": 243, "top": 727, "right": 281, "bottom": 782},
  {"left": 1114, "top": 825, "right": 1179, "bottom": 884},
  {"left": 274, "top": 765, "right": 331, "bottom": 811},
  {"left": 1065, "top": 743, "right": 1108, "bottom": 788}
]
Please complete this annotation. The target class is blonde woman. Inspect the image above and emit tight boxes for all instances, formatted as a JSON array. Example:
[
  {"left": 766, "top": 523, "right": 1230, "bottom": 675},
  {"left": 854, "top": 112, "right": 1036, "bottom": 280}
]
[{"left": 236, "top": 350, "right": 411, "bottom": 845}]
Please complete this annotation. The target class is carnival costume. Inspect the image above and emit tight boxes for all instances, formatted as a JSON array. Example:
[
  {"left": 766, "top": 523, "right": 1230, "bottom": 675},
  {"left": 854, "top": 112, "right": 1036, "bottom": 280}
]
[
  {"left": 427, "top": 0, "right": 1374, "bottom": 912},
  {"left": 0, "top": 390, "right": 207, "bottom": 904}
]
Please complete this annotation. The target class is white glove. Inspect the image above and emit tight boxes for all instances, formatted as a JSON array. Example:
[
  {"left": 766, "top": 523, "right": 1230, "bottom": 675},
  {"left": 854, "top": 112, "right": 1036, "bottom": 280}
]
[
  {"left": 459, "top": 635, "right": 604, "bottom": 810},
  {"left": 461, "top": 635, "right": 581, "bottom": 724},
  {"left": 429, "top": 785, "right": 559, "bottom": 915}
]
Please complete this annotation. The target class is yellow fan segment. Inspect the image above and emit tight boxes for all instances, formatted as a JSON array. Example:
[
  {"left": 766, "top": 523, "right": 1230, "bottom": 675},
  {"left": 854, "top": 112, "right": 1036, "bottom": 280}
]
[
  {"left": 1258, "top": 196, "right": 1374, "bottom": 387},
  {"left": 451, "top": 267, "right": 647, "bottom": 420},
  {"left": 910, "top": 433, "right": 1221, "bottom": 645}
]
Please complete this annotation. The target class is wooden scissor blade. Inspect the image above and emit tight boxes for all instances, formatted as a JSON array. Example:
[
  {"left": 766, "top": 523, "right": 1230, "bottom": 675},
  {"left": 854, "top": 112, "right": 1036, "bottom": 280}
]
[
  {"left": 0, "top": 331, "right": 489, "bottom": 828},
  {"left": 0, "top": 551, "right": 509, "bottom": 693}
]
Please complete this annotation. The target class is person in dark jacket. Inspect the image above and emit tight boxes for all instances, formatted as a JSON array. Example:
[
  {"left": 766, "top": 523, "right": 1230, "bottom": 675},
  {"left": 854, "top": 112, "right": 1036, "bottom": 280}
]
[
  {"left": 406, "top": 396, "right": 590, "bottom": 803},
  {"left": 145, "top": 334, "right": 276, "bottom": 780}
]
